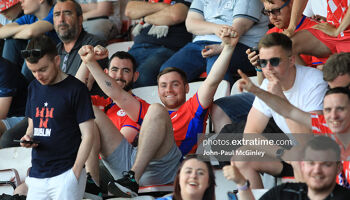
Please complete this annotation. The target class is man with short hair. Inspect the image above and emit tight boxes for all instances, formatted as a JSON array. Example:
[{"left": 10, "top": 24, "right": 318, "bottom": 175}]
[
  {"left": 211, "top": 0, "right": 326, "bottom": 133},
  {"left": 234, "top": 32, "right": 327, "bottom": 189},
  {"left": 237, "top": 52, "right": 350, "bottom": 188},
  {"left": 0, "top": 0, "right": 58, "bottom": 80},
  {"left": 19, "top": 35, "right": 95, "bottom": 200},
  {"left": 54, "top": 0, "right": 108, "bottom": 76},
  {"left": 224, "top": 136, "right": 350, "bottom": 200},
  {"left": 80, "top": 26, "right": 239, "bottom": 197}
]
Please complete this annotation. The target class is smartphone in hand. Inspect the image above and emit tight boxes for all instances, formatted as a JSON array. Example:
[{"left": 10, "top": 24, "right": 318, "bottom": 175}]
[{"left": 13, "top": 139, "right": 40, "bottom": 145}]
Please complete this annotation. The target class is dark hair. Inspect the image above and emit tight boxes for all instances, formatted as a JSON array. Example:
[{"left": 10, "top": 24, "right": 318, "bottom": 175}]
[
  {"left": 323, "top": 53, "right": 350, "bottom": 82},
  {"left": 56, "top": 0, "right": 83, "bottom": 16},
  {"left": 109, "top": 51, "right": 137, "bottom": 72},
  {"left": 46, "top": 0, "right": 54, "bottom": 6},
  {"left": 261, "top": 0, "right": 289, "bottom": 3},
  {"left": 173, "top": 155, "right": 216, "bottom": 200},
  {"left": 258, "top": 32, "right": 292, "bottom": 55},
  {"left": 304, "top": 136, "right": 341, "bottom": 161},
  {"left": 325, "top": 86, "right": 350, "bottom": 101},
  {"left": 24, "top": 35, "right": 58, "bottom": 64},
  {"left": 157, "top": 67, "right": 188, "bottom": 85}
]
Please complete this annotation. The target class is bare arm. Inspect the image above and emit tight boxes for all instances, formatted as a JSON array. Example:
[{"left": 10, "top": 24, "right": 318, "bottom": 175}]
[
  {"left": 125, "top": 1, "right": 169, "bottom": 20},
  {"left": 244, "top": 107, "right": 270, "bottom": 133},
  {"left": 197, "top": 26, "right": 238, "bottom": 108},
  {"left": 0, "top": 97, "right": 12, "bottom": 119},
  {"left": 238, "top": 70, "right": 312, "bottom": 129},
  {"left": 144, "top": 3, "right": 189, "bottom": 26},
  {"left": 79, "top": 45, "right": 141, "bottom": 122},
  {"left": 0, "top": 23, "right": 23, "bottom": 38},
  {"left": 284, "top": 0, "right": 308, "bottom": 37},
  {"left": 185, "top": 11, "right": 224, "bottom": 36},
  {"left": 81, "top": 1, "right": 114, "bottom": 20},
  {"left": 75, "top": 62, "right": 95, "bottom": 91},
  {"left": 72, "top": 119, "right": 94, "bottom": 179},
  {"left": 13, "top": 20, "right": 53, "bottom": 39}
]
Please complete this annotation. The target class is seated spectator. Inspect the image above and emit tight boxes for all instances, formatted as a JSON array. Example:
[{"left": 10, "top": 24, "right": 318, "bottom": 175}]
[
  {"left": 156, "top": 154, "right": 216, "bottom": 200},
  {"left": 224, "top": 136, "right": 350, "bottom": 200},
  {"left": 236, "top": 53, "right": 350, "bottom": 188},
  {"left": 76, "top": 0, "right": 120, "bottom": 40},
  {"left": 0, "top": 0, "right": 23, "bottom": 25},
  {"left": 0, "top": 57, "right": 27, "bottom": 147},
  {"left": 232, "top": 33, "right": 327, "bottom": 189},
  {"left": 125, "top": 0, "right": 192, "bottom": 88},
  {"left": 80, "top": 26, "right": 238, "bottom": 197},
  {"left": 75, "top": 48, "right": 149, "bottom": 198},
  {"left": 290, "top": 0, "right": 350, "bottom": 65},
  {"left": 0, "top": 0, "right": 59, "bottom": 81},
  {"left": 160, "top": 0, "right": 269, "bottom": 86},
  {"left": 211, "top": 0, "right": 326, "bottom": 133}
]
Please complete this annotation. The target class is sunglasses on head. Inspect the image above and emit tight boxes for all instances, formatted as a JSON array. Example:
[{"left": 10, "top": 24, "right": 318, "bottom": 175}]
[
  {"left": 262, "top": 0, "right": 290, "bottom": 16},
  {"left": 259, "top": 57, "right": 281, "bottom": 68},
  {"left": 21, "top": 49, "right": 43, "bottom": 59}
]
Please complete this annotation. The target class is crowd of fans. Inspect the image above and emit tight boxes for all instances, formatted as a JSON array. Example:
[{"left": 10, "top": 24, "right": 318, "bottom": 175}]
[{"left": 1, "top": 0, "right": 350, "bottom": 199}]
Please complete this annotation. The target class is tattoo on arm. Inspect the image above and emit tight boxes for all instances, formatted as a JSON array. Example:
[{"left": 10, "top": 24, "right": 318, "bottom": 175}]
[{"left": 105, "top": 80, "right": 112, "bottom": 87}]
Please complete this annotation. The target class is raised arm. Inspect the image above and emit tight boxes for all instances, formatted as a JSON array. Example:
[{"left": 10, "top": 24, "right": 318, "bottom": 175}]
[
  {"left": 72, "top": 119, "right": 94, "bottom": 179},
  {"left": 197, "top": 26, "right": 238, "bottom": 108},
  {"left": 125, "top": 0, "right": 170, "bottom": 20},
  {"left": 238, "top": 70, "right": 311, "bottom": 128},
  {"left": 78, "top": 45, "right": 141, "bottom": 122}
]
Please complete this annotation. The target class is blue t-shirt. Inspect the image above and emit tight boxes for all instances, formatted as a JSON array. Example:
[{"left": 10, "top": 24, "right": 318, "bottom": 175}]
[
  {"left": 0, "top": 58, "right": 28, "bottom": 117},
  {"left": 15, "top": 5, "right": 60, "bottom": 43},
  {"left": 25, "top": 75, "right": 94, "bottom": 178}
]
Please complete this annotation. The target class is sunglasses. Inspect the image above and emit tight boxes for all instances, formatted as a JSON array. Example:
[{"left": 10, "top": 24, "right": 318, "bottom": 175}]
[
  {"left": 259, "top": 57, "right": 281, "bottom": 68},
  {"left": 21, "top": 49, "right": 43, "bottom": 59},
  {"left": 262, "top": 0, "right": 290, "bottom": 16}
]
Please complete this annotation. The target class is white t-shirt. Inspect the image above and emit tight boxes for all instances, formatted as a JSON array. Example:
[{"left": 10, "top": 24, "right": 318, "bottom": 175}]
[
  {"left": 303, "top": 0, "right": 327, "bottom": 18},
  {"left": 252, "top": 65, "right": 327, "bottom": 133}
]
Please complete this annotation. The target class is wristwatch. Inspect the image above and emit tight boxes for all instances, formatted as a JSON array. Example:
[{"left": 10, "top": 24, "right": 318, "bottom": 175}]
[
  {"left": 276, "top": 148, "right": 285, "bottom": 160},
  {"left": 237, "top": 180, "right": 250, "bottom": 191}
]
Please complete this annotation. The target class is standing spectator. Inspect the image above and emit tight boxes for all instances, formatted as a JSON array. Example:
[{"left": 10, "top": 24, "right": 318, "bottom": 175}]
[
  {"left": 125, "top": 0, "right": 193, "bottom": 88},
  {"left": 20, "top": 35, "right": 95, "bottom": 200}
]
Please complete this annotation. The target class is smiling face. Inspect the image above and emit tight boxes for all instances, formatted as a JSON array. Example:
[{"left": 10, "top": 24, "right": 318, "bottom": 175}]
[
  {"left": 106, "top": 57, "right": 138, "bottom": 91},
  {"left": 301, "top": 147, "right": 341, "bottom": 193},
  {"left": 263, "top": 0, "right": 292, "bottom": 29},
  {"left": 323, "top": 93, "right": 350, "bottom": 134},
  {"left": 157, "top": 71, "right": 189, "bottom": 111},
  {"left": 179, "top": 158, "right": 210, "bottom": 200}
]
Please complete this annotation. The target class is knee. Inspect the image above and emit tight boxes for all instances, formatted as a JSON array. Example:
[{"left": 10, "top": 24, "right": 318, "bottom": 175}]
[
  {"left": 146, "top": 103, "right": 168, "bottom": 119},
  {"left": 234, "top": 161, "right": 257, "bottom": 171}
]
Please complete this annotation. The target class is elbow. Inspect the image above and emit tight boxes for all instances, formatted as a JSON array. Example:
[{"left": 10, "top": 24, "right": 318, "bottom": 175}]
[
  {"left": 170, "top": 12, "right": 186, "bottom": 25},
  {"left": 185, "top": 19, "right": 194, "bottom": 33}
]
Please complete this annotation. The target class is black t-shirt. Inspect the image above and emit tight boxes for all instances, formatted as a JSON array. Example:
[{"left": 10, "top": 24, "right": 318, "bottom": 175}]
[
  {"left": 26, "top": 75, "right": 94, "bottom": 178},
  {"left": 133, "top": 0, "right": 193, "bottom": 51},
  {"left": 259, "top": 183, "right": 350, "bottom": 200},
  {"left": 0, "top": 57, "right": 27, "bottom": 117}
]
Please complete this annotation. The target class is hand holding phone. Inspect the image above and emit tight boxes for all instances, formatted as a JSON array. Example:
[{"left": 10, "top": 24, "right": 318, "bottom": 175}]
[{"left": 13, "top": 140, "right": 40, "bottom": 145}]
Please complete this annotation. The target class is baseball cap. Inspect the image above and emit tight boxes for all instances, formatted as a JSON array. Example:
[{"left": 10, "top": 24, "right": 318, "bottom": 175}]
[{"left": 0, "top": 0, "right": 20, "bottom": 12}]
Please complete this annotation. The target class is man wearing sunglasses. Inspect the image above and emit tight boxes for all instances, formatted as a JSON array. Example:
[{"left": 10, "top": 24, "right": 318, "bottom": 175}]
[
  {"left": 237, "top": 53, "right": 350, "bottom": 189},
  {"left": 233, "top": 32, "right": 327, "bottom": 189},
  {"left": 19, "top": 35, "right": 95, "bottom": 200},
  {"left": 210, "top": 0, "right": 326, "bottom": 134}
]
